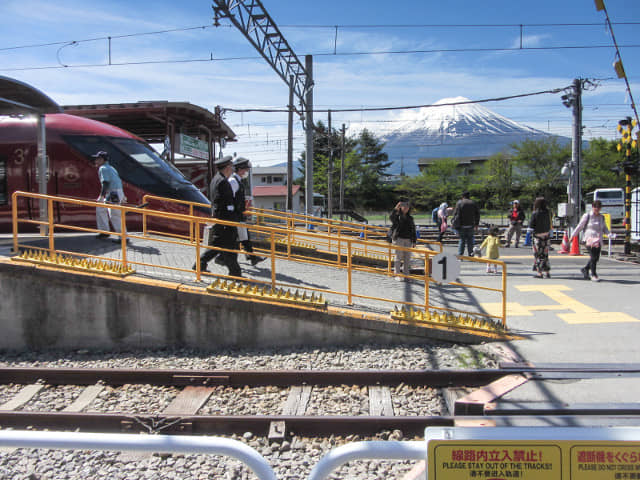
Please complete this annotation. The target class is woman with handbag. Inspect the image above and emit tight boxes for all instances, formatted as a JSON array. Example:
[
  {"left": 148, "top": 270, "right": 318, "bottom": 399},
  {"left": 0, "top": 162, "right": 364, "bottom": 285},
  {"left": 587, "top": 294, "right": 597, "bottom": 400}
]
[
  {"left": 529, "top": 197, "right": 552, "bottom": 278},
  {"left": 389, "top": 199, "right": 417, "bottom": 281},
  {"left": 570, "top": 200, "right": 611, "bottom": 282}
]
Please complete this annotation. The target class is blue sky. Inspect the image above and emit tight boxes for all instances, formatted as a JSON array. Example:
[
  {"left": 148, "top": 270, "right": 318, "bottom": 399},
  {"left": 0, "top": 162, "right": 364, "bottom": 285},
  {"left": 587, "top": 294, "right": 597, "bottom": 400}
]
[{"left": 1, "top": 0, "right": 638, "bottom": 166}]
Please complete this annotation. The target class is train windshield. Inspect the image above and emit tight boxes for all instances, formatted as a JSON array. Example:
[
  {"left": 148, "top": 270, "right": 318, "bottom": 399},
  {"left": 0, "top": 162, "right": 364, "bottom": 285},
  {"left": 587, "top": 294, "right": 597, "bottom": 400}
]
[{"left": 63, "top": 135, "right": 209, "bottom": 205}]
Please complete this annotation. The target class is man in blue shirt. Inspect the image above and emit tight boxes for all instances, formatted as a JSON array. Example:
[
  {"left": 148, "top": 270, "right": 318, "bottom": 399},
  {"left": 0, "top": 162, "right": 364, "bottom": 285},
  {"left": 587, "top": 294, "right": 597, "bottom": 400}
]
[{"left": 92, "top": 151, "right": 125, "bottom": 241}]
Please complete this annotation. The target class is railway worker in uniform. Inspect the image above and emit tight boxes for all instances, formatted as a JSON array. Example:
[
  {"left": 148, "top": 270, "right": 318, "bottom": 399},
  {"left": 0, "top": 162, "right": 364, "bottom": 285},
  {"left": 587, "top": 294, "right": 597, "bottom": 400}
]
[
  {"left": 194, "top": 156, "right": 242, "bottom": 277},
  {"left": 92, "top": 151, "right": 126, "bottom": 242},
  {"left": 228, "top": 157, "right": 265, "bottom": 266}
]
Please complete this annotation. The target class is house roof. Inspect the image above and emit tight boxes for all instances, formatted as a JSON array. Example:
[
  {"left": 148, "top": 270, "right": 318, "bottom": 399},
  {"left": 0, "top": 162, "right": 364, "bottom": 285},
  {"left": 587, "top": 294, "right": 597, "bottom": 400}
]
[{"left": 253, "top": 185, "right": 300, "bottom": 197}]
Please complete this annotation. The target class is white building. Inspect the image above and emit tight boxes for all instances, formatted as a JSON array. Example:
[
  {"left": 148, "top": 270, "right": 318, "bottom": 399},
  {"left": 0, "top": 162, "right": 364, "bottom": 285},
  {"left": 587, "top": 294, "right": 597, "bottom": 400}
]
[{"left": 250, "top": 166, "right": 303, "bottom": 212}]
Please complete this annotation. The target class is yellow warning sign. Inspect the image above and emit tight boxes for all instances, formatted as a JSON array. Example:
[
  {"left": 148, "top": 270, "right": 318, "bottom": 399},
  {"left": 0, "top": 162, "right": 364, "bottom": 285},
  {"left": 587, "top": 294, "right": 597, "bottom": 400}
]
[
  {"left": 571, "top": 445, "right": 640, "bottom": 479},
  {"left": 430, "top": 442, "right": 562, "bottom": 479},
  {"left": 428, "top": 440, "right": 640, "bottom": 479}
]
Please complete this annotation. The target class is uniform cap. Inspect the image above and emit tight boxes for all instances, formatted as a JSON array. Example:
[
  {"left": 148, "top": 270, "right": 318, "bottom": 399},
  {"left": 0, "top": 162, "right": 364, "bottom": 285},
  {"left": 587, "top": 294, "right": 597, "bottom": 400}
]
[
  {"left": 215, "top": 155, "right": 233, "bottom": 168},
  {"left": 513, "top": 199, "right": 520, "bottom": 204},
  {"left": 233, "top": 157, "right": 252, "bottom": 169},
  {"left": 91, "top": 151, "right": 109, "bottom": 160}
]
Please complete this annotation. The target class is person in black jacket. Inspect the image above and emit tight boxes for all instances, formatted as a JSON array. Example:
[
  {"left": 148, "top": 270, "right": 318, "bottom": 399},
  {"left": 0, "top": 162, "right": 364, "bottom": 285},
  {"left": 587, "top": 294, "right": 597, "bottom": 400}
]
[
  {"left": 194, "top": 156, "right": 241, "bottom": 277},
  {"left": 452, "top": 191, "right": 480, "bottom": 256},
  {"left": 229, "top": 157, "right": 265, "bottom": 267},
  {"left": 389, "top": 199, "right": 417, "bottom": 281},
  {"left": 529, "top": 196, "right": 552, "bottom": 278}
]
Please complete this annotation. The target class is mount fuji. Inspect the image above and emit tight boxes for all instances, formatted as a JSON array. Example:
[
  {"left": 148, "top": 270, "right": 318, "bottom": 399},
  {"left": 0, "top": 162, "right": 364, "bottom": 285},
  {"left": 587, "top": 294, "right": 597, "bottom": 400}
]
[{"left": 378, "top": 97, "right": 564, "bottom": 175}]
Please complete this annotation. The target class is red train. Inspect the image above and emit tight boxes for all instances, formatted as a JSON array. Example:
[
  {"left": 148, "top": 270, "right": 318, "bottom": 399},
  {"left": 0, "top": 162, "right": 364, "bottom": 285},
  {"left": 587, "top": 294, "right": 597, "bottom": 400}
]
[{"left": 0, "top": 113, "right": 210, "bottom": 233}]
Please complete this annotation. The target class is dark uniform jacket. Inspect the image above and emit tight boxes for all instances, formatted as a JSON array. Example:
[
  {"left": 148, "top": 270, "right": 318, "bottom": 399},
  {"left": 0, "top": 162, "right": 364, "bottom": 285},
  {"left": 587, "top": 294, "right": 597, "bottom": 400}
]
[{"left": 454, "top": 198, "right": 480, "bottom": 228}]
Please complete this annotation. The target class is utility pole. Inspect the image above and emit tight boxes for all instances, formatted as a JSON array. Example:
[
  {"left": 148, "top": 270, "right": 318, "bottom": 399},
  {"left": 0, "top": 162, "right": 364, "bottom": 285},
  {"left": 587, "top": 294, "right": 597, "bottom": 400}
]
[
  {"left": 305, "top": 55, "right": 314, "bottom": 218},
  {"left": 339, "top": 124, "right": 346, "bottom": 215},
  {"left": 287, "top": 75, "right": 294, "bottom": 211},
  {"left": 327, "top": 110, "right": 333, "bottom": 218},
  {"left": 562, "top": 78, "right": 583, "bottom": 231}
]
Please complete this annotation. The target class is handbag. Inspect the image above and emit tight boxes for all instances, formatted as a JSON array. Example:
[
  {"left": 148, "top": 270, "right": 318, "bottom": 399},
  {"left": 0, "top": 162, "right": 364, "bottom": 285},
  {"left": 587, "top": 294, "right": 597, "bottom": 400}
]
[{"left": 584, "top": 233, "right": 600, "bottom": 248}]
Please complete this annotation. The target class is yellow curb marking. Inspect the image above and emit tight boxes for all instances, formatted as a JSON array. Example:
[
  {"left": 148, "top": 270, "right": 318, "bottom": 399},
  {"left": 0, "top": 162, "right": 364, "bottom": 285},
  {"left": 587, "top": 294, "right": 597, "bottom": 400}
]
[{"left": 481, "top": 284, "right": 639, "bottom": 324}]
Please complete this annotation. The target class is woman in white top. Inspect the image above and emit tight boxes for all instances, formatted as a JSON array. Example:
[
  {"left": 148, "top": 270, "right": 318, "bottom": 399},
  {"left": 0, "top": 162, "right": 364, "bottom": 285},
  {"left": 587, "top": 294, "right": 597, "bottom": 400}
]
[{"left": 570, "top": 200, "right": 610, "bottom": 282}]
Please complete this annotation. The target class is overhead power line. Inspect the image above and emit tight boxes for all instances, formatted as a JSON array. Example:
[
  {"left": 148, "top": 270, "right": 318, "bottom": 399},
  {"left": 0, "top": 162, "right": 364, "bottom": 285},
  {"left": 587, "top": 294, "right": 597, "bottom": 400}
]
[{"left": 221, "top": 87, "right": 570, "bottom": 114}]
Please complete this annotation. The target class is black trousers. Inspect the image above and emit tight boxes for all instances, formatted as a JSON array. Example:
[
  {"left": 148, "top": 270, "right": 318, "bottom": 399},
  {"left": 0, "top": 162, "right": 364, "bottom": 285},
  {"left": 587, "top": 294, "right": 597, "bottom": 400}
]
[
  {"left": 585, "top": 245, "right": 602, "bottom": 276},
  {"left": 200, "top": 224, "right": 241, "bottom": 277}
]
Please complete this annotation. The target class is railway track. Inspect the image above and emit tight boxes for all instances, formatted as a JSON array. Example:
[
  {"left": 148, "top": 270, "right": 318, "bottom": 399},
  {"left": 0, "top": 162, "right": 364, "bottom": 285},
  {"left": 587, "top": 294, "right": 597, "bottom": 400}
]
[{"left": 2, "top": 365, "right": 640, "bottom": 438}]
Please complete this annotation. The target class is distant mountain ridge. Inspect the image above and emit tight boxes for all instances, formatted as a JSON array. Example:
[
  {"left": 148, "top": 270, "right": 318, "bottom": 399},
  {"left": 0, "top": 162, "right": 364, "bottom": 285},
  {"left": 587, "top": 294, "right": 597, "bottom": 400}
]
[{"left": 378, "top": 96, "right": 566, "bottom": 175}]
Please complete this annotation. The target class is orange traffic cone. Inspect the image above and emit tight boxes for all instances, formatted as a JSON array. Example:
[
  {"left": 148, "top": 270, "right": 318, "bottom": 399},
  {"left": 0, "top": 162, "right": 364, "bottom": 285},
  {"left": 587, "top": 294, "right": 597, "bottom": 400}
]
[
  {"left": 559, "top": 232, "right": 570, "bottom": 254},
  {"left": 568, "top": 236, "right": 581, "bottom": 255}
]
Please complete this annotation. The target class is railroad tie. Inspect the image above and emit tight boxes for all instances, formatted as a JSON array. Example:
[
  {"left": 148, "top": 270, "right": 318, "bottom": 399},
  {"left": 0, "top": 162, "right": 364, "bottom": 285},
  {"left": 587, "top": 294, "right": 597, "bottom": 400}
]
[
  {"left": 269, "top": 385, "right": 312, "bottom": 441},
  {"left": 62, "top": 384, "right": 104, "bottom": 412},
  {"left": 118, "top": 386, "right": 214, "bottom": 461},
  {"left": 0, "top": 383, "right": 45, "bottom": 453},
  {"left": 368, "top": 386, "right": 394, "bottom": 416}
]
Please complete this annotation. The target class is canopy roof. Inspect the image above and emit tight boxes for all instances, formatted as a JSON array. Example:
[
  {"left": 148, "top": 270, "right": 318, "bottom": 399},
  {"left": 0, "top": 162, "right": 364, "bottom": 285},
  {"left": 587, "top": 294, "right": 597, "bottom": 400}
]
[
  {"left": 62, "top": 101, "right": 235, "bottom": 144},
  {"left": 0, "top": 76, "right": 62, "bottom": 115}
]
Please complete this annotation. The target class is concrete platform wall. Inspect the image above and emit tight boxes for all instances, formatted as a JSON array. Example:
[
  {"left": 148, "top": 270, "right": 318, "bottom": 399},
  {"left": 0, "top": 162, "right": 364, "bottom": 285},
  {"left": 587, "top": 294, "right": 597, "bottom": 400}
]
[{"left": 0, "top": 260, "right": 457, "bottom": 352}]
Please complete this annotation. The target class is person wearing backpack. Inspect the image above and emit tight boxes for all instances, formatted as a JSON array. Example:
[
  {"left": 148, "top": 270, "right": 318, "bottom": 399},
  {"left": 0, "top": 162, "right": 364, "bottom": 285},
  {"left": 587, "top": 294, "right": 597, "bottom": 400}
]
[{"left": 433, "top": 202, "right": 448, "bottom": 243}]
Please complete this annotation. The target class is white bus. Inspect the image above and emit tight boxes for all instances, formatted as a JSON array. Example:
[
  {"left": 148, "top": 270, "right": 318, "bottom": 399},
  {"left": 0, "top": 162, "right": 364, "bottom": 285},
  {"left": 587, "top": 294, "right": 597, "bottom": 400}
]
[{"left": 584, "top": 188, "right": 625, "bottom": 222}]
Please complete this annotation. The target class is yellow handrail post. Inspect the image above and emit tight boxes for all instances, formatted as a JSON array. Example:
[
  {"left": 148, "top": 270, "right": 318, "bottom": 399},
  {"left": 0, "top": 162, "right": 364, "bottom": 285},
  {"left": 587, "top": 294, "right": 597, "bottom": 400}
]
[
  {"left": 424, "top": 252, "right": 430, "bottom": 311},
  {"left": 501, "top": 262, "right": 507, "bottom": 327},
  {"left": 270, "top": 231, "right": 276, "bottom": 290},
  {"left": 194, "top": 217, "right": 201, "bottom": 281},
  {"left": 347, "top": 239, "right": 353, "bottom": 305},
  {"left": 142, "top": 194, "right": 148, "bottom": 237},
  {"left": 189, "top": 205, "right": 194, "bottom": 243},
  {"left": 11, "top": 191, "right": 18, "bottom": 254},
  {"left": 48, "top": 198, "right": 54, "bottom": 254},
  {"left": 120, "top": 207, "right": 127, "bottom": 269}
]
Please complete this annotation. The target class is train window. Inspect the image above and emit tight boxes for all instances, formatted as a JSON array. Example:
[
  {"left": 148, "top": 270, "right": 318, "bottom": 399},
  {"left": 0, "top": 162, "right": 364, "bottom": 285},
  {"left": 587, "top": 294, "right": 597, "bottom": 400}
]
[{"left": 0, "top": 156, "right": 6, "bottom": 205}]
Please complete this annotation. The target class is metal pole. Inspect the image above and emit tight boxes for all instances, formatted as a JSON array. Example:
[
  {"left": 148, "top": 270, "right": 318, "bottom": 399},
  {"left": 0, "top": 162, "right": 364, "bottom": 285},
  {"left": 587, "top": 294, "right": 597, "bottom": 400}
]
[
  {"left": 575, "top": 78, "right": 583, "bottom": 225},
  {"left": 37, "top": 114, "right": 48, "bottom": 235},
  {"left": 570, "top": 78, "right": 582, "bottom": 230},
  {"left": 305, "top": 55, "right": 314, "bottom": 218},
  {"left": 327, "top": 110, "right": 333, "bottom": 218},
  {"left": 287, "top": 75, "right": 294, "bottom": 212},
  {"left": 339, "top": 123, "right": 346, "bottom": 217}
]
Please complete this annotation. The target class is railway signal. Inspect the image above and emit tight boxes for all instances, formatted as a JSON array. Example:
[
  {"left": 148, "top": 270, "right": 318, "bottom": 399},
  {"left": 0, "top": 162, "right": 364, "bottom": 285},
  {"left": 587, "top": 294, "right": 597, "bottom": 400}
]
[{"left": 616, "top": 117, "right": 639, "bottom": 255}]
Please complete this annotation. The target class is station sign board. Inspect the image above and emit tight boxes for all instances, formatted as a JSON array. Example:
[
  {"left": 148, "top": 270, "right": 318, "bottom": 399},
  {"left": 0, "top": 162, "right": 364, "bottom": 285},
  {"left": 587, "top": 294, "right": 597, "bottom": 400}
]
[
  {"left": 176, "top": 133, "right": 209, "bottom": 160},
  {"left": 426, "top": 427, "right": 640, "bottom": 480}
]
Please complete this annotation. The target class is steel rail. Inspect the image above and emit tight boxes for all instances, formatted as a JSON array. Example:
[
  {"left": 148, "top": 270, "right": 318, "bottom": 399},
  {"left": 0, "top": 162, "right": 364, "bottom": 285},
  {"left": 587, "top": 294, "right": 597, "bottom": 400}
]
[
  {"left": 0, "top": 367, "right": 509, "bottom": 387},
  {"left": 0, "top": 411, "right": 455, "bottom": 437}
]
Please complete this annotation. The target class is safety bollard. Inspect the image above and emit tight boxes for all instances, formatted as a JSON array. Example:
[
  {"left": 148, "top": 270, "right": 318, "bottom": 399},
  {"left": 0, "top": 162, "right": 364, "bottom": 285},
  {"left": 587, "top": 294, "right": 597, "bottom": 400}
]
[{"left": 523, "top": 228, "right": 532, "bottom": 246}]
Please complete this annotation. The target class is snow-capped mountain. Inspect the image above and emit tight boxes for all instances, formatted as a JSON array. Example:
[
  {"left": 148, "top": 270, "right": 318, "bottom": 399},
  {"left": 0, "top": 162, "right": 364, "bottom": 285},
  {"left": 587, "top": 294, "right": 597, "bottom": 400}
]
[{"left": 378, "top": 96, "right": 562, "bottom": 175}]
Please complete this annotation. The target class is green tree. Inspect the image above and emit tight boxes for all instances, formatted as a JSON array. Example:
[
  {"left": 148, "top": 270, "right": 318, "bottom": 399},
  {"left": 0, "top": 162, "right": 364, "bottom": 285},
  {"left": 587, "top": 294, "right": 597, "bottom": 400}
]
[
  {"left": 511, "top": 138, "right": 570, "bottom": 206},
  {"left": 477, "top": 152, "right": 515, "bottom": 210},
  {"left": 298, "top": 125, "right": 394, "bottom": 211},
  {"left": 397, "top": 158, "right": 464, "bottom": 209},
  {"left": 582, "top": 138, "right": 624, "bottom": 192}
]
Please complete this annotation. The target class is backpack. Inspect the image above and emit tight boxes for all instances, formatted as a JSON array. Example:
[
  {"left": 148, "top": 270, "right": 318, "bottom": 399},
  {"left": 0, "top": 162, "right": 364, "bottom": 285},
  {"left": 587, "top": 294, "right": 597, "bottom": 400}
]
[{"left": 432, "top": 207, "right": 439, "bottom": 223}]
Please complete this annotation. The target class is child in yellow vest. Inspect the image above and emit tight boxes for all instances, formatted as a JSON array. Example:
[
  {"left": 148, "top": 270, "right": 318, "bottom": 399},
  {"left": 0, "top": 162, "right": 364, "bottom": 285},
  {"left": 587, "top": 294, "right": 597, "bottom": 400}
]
[{"left": 479, "top": 226, "right": 501, "bottom": 274}]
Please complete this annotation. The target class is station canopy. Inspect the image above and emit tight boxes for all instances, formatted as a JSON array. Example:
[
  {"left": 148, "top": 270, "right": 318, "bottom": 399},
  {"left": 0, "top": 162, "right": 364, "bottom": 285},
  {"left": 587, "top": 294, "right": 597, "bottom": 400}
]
[
  {"left": 0, "top": 76, "right": 62, "bottom": 115},
  {"left": 62, "top": 101, "right": 236, "bottom": 145}
]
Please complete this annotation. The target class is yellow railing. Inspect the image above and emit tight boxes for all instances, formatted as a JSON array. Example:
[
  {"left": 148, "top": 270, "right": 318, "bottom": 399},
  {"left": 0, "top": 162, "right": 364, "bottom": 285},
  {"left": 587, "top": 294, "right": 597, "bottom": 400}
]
[{"left": 12, "top": 191, "right": 507, "bottom": 327}]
